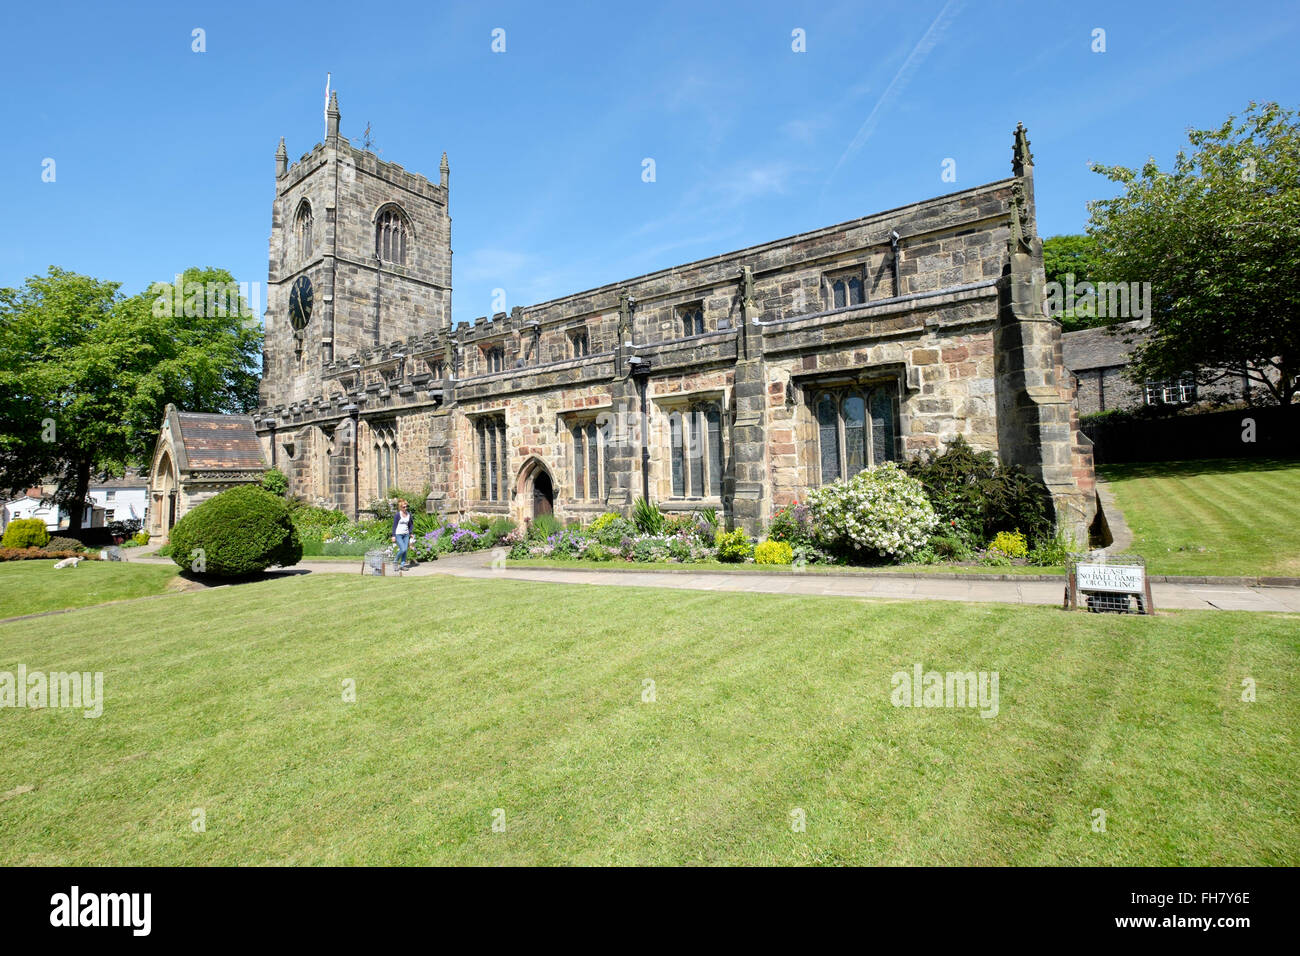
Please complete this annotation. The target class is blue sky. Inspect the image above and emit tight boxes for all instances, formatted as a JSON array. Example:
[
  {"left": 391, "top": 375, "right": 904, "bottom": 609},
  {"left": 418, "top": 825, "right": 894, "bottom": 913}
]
[{"left": 2, "top": 0, "right": 1297, "bottom": 325}]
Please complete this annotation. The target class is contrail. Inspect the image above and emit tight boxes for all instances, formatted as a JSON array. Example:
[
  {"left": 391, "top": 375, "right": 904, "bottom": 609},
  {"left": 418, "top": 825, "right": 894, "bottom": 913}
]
[{"left": 827, "top": 0, "right": 965, "bottom": 184}]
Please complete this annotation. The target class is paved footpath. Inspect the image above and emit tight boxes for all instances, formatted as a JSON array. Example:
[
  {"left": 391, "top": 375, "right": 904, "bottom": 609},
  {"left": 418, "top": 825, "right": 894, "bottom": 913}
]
[{"left": 130, "top": 551, "right": 1300, "bottom": 612}]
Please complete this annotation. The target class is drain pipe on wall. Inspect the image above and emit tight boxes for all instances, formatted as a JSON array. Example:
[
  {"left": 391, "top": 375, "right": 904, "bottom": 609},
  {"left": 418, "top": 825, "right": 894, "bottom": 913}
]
[
  {"left": 629, "top": 356, "right": 652, "bottom": 503},
  {"left": 347, "top": 404, "right": 360, "bottom": 517},
  {"left": 890, "top": 229, "right": 902, "bottom": 295}
]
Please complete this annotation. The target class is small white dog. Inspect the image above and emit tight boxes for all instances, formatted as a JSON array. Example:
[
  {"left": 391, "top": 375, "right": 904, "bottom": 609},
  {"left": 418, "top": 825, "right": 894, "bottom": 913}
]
[{"left": 52, "top": 556, "right": 82, "bottom": 569}]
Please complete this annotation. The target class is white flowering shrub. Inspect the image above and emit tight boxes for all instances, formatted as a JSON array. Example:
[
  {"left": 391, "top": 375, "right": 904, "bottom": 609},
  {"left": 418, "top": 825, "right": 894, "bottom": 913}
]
[{"left": 806, "top": 461, "right": 939, "bottom": 561}]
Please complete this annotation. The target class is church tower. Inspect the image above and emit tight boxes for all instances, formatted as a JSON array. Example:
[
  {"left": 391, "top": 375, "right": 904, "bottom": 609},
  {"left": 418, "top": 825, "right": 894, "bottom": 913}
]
[{"left": 261, "top": 92, "right": 452, "bottom": 409}]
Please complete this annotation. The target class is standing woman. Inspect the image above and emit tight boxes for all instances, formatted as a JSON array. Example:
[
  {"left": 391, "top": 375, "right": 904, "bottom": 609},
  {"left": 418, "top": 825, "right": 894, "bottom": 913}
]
[{"left": 391, "top": 499, "right": 414, "bottom": 571}]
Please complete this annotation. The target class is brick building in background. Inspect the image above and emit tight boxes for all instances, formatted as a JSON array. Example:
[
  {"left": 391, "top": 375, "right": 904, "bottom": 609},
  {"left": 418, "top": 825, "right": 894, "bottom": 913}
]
[{"left": 152, "top": 94, "right": 1098, "bottom": 543}]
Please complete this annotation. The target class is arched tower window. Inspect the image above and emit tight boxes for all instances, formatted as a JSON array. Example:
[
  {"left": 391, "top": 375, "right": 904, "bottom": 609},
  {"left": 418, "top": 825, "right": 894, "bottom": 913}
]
[
  {"left": 376, "top": 206, "right": 409, "bottom": 265},
  {"left": 295, "top": 200, "right": 313, "bottom": 260}
]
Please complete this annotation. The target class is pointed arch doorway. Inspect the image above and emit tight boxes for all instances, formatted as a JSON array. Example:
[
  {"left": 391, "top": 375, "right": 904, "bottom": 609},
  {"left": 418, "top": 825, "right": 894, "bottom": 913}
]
[
  {"left": 517, "top": 457, "right": 556, "bottom": 521},
  {"left": 532, "top": 471, "right": 554, "bottom": 518}
]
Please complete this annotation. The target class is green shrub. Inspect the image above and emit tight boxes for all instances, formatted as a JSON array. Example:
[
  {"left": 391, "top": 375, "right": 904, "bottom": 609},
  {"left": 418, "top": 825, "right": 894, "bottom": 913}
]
[
  {"left": 632, "top": 497, "right": 665, "bottom": 535},
  {"left": 303, "top": 538, "right": 374, "bottom": 557},
  {"left": 766, "top": 502, "right": 813, "bottom": 547},
  {"left": 261, "top": 467, "right": 288, "bottom": 497},
  {"left": 411, "top": 512, "right": 441, "bottom": 536},
  {"left": 807, "top": 462, "right": 938, "bottom": 561},
  {"left": 290, "top": 505, "right": 350, "bottom": 541},
  {"left": 369, "top": 485, "right": 431, "bottom": 521},
  {"left": 632, "top": 537, "right": 669, "bottom": 562},
  {"left": 583, "top": 541, "right": 613, "bottom": 562},
  {"left": 927, "top": 533, "right": 972, "bottom": 562},
  {"left": 528, "top": 513, "right": 562, "bottom": 540},
  {"left": 589, "top": 512, "right": 635, "bottom": 546},
  {"left": 715, "top": 528, "right": 754, "bottom": 563},
  {"left": 588, "top": 511, "right": 622, "bottom": 533},
  {"left": 982, "top": 468, "right": 1053, "bottom": 543},
  {"left": 988, "top": 529, "right": 1029, "bottom": 559},
  {"left": 487, "top": 517, "right": 516, "bottom": 538},
  {"left": 754, "top": 540, "right": 794, "bottom": 565},
  {"left": 662, "top": 513, "right": 698, "bottom": 536},
  {"left": 1028, "top": 530, "right": 1074, "bottom": 567},
  {"left": 133, "top": 530, "right": 150, "bottom": 546},
  {"left": 2, "top": 518, "right": 49, "bottom": 549},
  {"left": 43, "top": 536, "right": 84, "bottom": 552},
  {"left": 168, "top": 485, "right": 302, "bottom": 577},
  {"left": 903, "top": 436, "right": 1053, "bottom": 544}
]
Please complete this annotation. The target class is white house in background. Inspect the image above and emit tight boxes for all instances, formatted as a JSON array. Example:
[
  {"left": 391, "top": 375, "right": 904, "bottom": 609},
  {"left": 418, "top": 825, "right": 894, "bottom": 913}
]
[
  {"left": 88, "top": 472, "right": 149, "bottom": 527},
  {"left": 1, "top": 490, "right": 97, "bottom": 533}
]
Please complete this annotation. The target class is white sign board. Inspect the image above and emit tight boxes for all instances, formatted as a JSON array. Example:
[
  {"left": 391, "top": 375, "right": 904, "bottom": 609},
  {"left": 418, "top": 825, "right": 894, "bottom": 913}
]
[{"left": 1076, "top": 563, "right": 1145, "bottom": 594}]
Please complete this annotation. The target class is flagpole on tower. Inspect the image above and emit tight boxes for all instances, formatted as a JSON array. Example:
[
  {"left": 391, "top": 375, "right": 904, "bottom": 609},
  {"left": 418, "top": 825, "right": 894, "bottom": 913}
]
[{"left": 324, "top": 73, "right": 332, "bottom": 136}]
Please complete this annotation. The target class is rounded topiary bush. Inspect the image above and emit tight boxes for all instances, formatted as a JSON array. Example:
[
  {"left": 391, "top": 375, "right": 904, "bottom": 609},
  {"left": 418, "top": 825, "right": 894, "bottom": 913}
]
[
  {"left": 2, "top": 518, "right": 50, "bottom": 549},
  {"left": 169, "top": 485, "right": 302, "bottom": 577}
]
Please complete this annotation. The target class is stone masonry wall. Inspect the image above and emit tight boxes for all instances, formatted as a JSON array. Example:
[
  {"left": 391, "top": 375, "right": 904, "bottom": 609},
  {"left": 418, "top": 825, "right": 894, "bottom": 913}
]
[{"left": 254, "top": 120, "right": 1097, "bottom": 541}]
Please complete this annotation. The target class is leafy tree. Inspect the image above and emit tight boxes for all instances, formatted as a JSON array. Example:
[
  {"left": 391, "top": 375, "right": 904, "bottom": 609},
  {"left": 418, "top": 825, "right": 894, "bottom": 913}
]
[
  {"left": 1043, "top": 234, "right": 1104, "bottom": 289},
  {"left": 0, "top": 266, "right": 261, "bottom": 528},
  {"left": 1042, "top": 234, "right": 1106, "bottom": 333},
  {"left": 1086, "top": 102, "right": 1300, "bottom": 405}
]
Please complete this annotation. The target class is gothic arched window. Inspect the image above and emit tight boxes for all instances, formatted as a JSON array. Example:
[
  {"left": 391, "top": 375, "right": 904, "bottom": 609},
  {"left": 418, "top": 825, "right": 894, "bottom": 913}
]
[
  {"left": 295, "top": 200, "right": 313, "bottom": 260},
  {"left": 668, "top": 401, "right": 724, "bottom": 498},
  {"left": 375, "top": 206, "right": 409, "bottom": 265},
  {"left": 372, "top": 423, "right": 398, "bottom": 499},
  {"left": 826, "top": 269, "right": 866, "bottom": 310},
  {"left": 813, "top": 385, "right": 898, "bottom": 485}
]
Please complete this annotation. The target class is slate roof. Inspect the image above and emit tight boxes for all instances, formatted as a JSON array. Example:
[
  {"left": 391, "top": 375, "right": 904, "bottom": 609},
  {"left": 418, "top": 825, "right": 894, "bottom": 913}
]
[
  {"left": 173, "top": 410, "right": 265, "bottom": 471},
  {"left": 1061, "top": 320, "right": 1148, "bottom": 372},
  {"left": 89, "top": 468, "right": 148, "bottom": 490}
]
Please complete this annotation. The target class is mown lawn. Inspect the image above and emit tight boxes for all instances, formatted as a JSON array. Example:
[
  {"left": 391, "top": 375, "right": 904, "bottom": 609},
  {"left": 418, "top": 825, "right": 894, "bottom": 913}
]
[
  {"left": 0, "top": 560, "right": 181, "bottom": 619},
  {"left": 1101, "top": 458, "right": 1300, "bottom": 577},
  {"left": 0, "top": 572, "right": 1294, "bottom": 865}
]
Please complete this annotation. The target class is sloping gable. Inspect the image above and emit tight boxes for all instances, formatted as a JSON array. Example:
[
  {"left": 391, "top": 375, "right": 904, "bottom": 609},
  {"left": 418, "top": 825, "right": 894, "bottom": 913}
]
[{"left": 1061, "top": 321, "right": 1148, "bottom": 373}]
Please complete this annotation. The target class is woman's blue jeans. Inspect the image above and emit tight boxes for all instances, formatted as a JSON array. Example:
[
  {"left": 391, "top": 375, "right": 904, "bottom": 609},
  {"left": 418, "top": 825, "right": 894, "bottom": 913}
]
[{"left": 395, "top": 533, "right": 410, "bottom": 567}]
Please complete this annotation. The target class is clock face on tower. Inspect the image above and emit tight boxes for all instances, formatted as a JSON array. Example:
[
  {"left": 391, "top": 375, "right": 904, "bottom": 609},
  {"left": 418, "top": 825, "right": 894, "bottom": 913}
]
[{"left": 288, "top": 275, "right": 313, "bottom": 332}]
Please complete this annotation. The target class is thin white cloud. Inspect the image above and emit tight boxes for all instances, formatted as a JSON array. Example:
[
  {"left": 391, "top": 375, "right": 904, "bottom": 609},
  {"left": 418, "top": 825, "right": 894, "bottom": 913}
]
[
  {"left": 827, "top": 0, "right": 965, "bottom": 183},
  {"left": 457, "top": 248, "right": 535, "bottom": 284}
]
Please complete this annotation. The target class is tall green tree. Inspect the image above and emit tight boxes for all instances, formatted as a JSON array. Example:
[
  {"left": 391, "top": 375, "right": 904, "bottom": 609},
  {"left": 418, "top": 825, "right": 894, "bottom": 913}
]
[
  {"left": 1041, "top": 234, "right": 1106, "bottom": 332},
  {"left": 1086, "top": 101, "right": 1300, "bottom": 405},
  {"left": 0, "top": 266, "right": 261, "bottom": 528}
]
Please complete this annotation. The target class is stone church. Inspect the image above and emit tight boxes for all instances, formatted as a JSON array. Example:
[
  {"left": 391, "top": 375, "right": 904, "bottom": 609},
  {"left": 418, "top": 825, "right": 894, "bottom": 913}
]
[{"left": 150, "top": 92, "right": 1098, "bottom": 542}]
